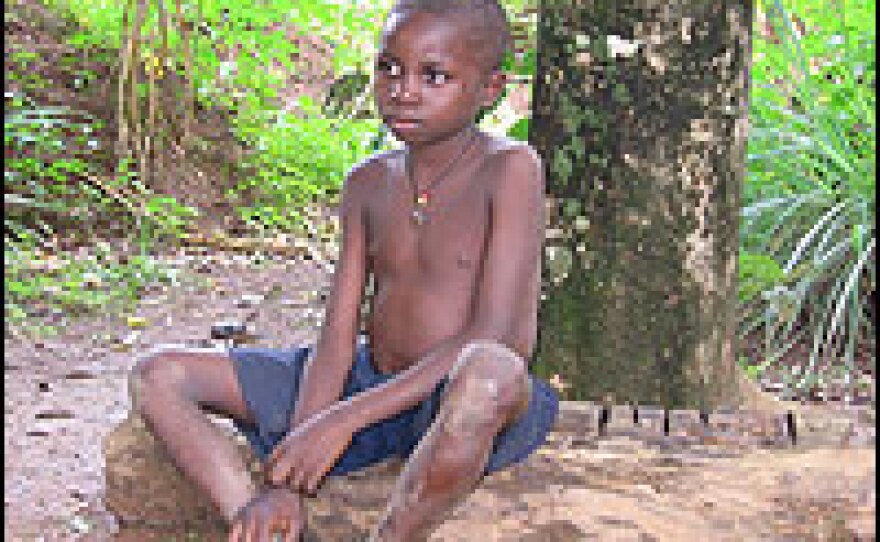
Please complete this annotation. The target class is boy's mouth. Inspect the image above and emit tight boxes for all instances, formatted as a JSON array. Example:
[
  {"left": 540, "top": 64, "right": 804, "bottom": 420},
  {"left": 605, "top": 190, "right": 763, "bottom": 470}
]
[{"left": 388, "top": 117, "right": 422, "bottom": 131}]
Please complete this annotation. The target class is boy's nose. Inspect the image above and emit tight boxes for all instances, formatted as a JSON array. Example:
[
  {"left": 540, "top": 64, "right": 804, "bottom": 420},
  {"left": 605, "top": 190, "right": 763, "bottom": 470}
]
[{"left": 390, "top": 76, "right": 420, "bottom": 103}]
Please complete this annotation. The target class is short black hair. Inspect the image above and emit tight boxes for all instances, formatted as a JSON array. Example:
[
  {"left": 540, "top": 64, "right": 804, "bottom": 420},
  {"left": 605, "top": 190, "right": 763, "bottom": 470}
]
[{"left": 390, "top": 0, "right": 512, "bottom": 73}]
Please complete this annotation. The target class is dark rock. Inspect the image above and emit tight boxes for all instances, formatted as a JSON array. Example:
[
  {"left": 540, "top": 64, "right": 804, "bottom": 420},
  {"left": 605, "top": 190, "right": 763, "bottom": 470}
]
[{"left": 210, "top": 321, "right": 247, "bottom": 340}]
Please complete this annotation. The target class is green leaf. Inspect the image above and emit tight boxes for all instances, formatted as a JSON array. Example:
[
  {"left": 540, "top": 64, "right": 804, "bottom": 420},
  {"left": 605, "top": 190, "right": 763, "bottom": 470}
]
[{"left": 507, "top": 118, "right": 530, "bottom": 142}]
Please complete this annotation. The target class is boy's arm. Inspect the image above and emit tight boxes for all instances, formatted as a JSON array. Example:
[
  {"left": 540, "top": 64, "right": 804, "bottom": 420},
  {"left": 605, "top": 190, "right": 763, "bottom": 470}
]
[
  {"left": 288, "top": 164, "right": 370, "bottom": 430},
  {"left": 334, "top": 145, "right": 545, "bottom": 431}
]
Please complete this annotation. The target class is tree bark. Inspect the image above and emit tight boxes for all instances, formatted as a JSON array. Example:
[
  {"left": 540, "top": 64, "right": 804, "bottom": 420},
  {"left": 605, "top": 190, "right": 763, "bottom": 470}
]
[
  {"left": 117, "top": 0, "right": 134, "bottom": 163},
  {"left": 130, "top": 0, "right": 148, "bottom": 186},
  {"left": 530, "top": 1, "right": 754, "bottom": 410},
  {"left": 172, "top": 0, "right": 196, "bottom": 146}
]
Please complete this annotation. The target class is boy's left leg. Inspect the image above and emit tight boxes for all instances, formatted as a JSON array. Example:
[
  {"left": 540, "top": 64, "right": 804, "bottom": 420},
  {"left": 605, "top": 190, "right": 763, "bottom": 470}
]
[{"left": 370, "top": 341, "right": 532, "bottom": 542}]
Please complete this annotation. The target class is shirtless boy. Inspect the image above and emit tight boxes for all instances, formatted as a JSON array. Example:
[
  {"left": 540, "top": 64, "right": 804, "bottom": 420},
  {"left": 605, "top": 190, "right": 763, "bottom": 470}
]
[{"left": 132, "top": 1, "right": 559, "bottom": 539}]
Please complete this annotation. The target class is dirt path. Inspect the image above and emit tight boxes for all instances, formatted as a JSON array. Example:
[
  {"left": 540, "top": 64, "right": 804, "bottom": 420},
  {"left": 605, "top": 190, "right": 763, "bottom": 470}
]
[{"left": 4, "top": 252, "right": 876, "bottom": 541}]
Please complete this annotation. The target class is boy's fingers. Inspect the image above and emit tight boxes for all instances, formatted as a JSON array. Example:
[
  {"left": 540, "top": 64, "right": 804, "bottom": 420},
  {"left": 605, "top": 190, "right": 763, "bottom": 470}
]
[
  {"left": 291, "top": 458, "right": 305, "bottom": 485},
  {"left": 293, "top": 462, "right": 310, "bottom": 492},
  {"left": 265, "top": 447, "right": 283, "bottom": 477},
  {"left": 289, "top": 464, "right": 301, "bottom": 490},
  {"left": 286, "top": 521, "right": 300, "bottom": 542},
  {"left": 266, "top": 442, "right": 291, "bottom": 475},
  {"left": 283, "top": 461, "right": 300, "bottom": 488},
  {"left": 256, "top": 521, "right": 271, "bottom": 542},
  {"left": 246, "top": 514, "right": 260, "bottom": 542},
  {"left": 266, "top": 463, "right": 282, "bottom": 485},
  {"left": 229, "top": 519, "right": 242, "bottom": 542},
  {"left": 273, "top": 453, "right": 304, "bottom": 487},
  {"left": 267, "top": 456, "right": 290, "bottom": 486},
  {"left": 265, "top": 449, "right": 277, "bottom": 470},
  {"left": 307, "top": 468, "right": 323, "bottom": 495}
]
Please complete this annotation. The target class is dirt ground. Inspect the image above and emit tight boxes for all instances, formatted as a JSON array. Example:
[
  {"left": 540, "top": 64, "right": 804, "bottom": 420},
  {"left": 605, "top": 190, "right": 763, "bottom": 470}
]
[
  {"left": 4, "top": 251, "right": 876, "bottom": 541},
  {"left": 5, "top": 250, "right": 332, "bottom": 540}
]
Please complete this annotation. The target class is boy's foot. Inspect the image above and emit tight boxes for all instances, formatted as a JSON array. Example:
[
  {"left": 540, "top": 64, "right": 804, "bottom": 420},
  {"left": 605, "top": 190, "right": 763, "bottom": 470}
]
[{"left": 229, "top": 487, "right": 305, "bottom": 542}]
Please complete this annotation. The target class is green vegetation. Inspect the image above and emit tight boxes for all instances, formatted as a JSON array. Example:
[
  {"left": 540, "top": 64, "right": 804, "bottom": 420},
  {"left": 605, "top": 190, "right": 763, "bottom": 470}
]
[
  {"left": 5, "top": 246, "right": 180, "bottom": 336},
  {"left": 4, "top": 88, "right": 171, "bottom": 329},
  {"left": 740, "top": 0, "right": 875, "bottom": 392},
  {"left": 6, "top": 0, "right": 398, "bottom": 331},
  {"left": 46, "top": 0, "right": 396, "bottom": 220}
]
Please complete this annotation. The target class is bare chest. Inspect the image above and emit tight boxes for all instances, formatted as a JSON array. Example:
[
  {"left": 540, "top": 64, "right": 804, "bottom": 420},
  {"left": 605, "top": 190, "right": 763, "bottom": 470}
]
[{"left": 365, "top": 177, "right": 491, "bottom": 280}]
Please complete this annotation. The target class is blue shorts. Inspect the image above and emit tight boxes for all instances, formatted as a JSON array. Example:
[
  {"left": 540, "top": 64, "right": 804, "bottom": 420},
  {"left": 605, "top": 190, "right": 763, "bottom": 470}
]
[{"left": 229, "top": 341, "right": 559, "bottom": 476}]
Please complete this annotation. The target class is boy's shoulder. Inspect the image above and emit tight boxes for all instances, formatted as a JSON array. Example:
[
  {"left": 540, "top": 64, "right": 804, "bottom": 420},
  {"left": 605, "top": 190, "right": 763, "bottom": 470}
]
[
  {"left": 481, "top": 134, "right": 543, "bottom": 167},
  {"left": 338, "top": 149, "right": 402, "bottom": 208},
  {"left": 480, "top": 135, "right": 545, "bottom": 195},
  {"left": 346, "top": 149, "right": 401, "bottom": 183}
]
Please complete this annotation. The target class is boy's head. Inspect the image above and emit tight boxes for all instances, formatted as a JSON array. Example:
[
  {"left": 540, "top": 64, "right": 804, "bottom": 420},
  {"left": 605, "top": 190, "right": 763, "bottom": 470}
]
[
  {"left": 375, "top": 0, "right": 512, "bottom": 142},
  {"left": 389, "top": 0, "right": 511, "bottom": 75}
]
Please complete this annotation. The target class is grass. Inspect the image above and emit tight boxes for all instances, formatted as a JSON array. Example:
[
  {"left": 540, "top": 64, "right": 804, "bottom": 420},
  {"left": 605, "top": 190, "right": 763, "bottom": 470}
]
[
  {"left": 739, "top": 0, "right": 875, "bottom": 397},
  {"left": 4, "top": 245, "right": 182, "bottom": 337}
]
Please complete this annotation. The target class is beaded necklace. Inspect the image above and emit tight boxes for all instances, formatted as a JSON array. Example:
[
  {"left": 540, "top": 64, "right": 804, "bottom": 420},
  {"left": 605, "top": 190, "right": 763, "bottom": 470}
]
[{"left": 405, "top": 128, "right": 479, "bottom": 226}]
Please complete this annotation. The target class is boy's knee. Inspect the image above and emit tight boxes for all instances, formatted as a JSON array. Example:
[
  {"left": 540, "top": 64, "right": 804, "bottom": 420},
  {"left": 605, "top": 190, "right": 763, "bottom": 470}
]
[
  {"left": 448, "top": 341, "right": 530, "bottom": 417},
  {"left": 130, "top": 348, "right": 189, "bottom": 410}
]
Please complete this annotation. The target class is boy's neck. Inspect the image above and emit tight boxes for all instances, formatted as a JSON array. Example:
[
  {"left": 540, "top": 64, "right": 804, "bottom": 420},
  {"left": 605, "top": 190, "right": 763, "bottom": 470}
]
[{"left": 406, "top": 124, "right": 481, "bottom": 172}]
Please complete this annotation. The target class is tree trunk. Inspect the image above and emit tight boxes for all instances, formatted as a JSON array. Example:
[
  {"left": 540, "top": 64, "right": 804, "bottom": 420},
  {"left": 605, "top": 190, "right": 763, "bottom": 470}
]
[{"left": 530, "top": 1, "right": 754, "bottom": 410}]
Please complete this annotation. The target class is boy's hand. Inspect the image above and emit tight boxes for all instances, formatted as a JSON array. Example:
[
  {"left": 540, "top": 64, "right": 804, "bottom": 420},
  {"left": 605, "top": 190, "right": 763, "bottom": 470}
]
[
  {"left": 266, "top": 407, "right": 356, "bottom": 494},
  {"left": 229, "top": 487, "right": 304, "bottom": 542}
]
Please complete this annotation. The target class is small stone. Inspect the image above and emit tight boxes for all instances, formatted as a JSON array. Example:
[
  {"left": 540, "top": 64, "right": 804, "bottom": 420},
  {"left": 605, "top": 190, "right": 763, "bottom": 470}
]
[
  {"left": 35, "top": 409, "right": 75, "bottom": 420},
  {"left": 110, "top": 333, "right": 136, "bottom": 352},
  {"left": 82, "top": 273, "right": 102, "bottom": 289},
  {"left": 281, "top": 296, "right": 309, "bottom": 307},
  {"left": 121, "top": 331, "right": 140, "bottom": 346},
  {"left": 70, "top": 515, "right": 90, "bottom": 534},
  {"left": 213, "top": 283, "right": 231, "bottom": 295},
  {"left": 211, "top": 321, "right": 247, "bottom": 340},
  {"left": 63, "top": 369, "right": 99, "bottom": 380},
  {"left": 236, "top": 294, "right": 264, "bottom": 308}
]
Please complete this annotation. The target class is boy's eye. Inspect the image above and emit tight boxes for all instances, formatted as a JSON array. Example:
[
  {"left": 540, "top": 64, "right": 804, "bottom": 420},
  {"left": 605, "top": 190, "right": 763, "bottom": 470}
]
[
  {"left": 425, "top": 69, "right": 450, "bottom": 84},
  {"left": 377, "top": 59, "right": 402, "bottom": 77}
]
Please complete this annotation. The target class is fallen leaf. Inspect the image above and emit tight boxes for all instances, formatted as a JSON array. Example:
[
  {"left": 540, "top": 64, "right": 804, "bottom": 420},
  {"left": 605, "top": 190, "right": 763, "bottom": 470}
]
[{"left": 126, "top": 316, "right": 147, "bottom": 328}]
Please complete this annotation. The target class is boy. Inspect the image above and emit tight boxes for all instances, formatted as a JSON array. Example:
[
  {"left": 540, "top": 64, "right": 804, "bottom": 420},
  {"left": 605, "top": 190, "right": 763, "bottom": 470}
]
[{"left": 131, "top": 0, "right": 559, "bottom": 540}]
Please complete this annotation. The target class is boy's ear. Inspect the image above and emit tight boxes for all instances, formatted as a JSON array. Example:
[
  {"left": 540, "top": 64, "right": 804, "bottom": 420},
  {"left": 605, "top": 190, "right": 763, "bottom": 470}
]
[{"left": 480, "top": 69, "right": 507, "bottom": 108}]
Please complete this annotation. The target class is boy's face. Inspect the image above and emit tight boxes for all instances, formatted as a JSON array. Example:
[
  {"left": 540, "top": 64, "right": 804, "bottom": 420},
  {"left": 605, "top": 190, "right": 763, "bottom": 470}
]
[{"left": 374, "top": 9, "right": 504, "bottom": 144}]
